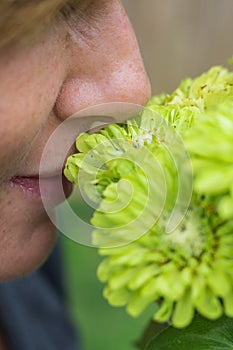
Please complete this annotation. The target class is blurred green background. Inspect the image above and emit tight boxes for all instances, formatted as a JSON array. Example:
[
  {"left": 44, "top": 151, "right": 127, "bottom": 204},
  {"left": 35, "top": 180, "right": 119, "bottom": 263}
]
[
  {"left": 60, "top": 237, "right": 155, "bottom": 350},
  {"left": 59, "top": 1, "right": 233, "bottom": 349}
]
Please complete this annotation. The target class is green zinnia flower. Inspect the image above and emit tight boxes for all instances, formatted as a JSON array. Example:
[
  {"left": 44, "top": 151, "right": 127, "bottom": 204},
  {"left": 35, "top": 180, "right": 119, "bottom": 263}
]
[
  {"left": 98, "top": 206, "right": 233, "bottom": 328},
  {"left": 64, "top": 64, "right": 233, "bottom": 328}
]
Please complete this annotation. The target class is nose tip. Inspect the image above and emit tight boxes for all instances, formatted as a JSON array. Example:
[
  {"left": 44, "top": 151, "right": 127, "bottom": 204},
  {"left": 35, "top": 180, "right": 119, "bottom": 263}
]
[{"left": 105, "top": 62, "right": 151, "bottom": 107}]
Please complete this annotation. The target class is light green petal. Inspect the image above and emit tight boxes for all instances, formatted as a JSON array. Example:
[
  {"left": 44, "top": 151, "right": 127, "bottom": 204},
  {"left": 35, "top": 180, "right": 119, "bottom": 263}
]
[
  {"left": 97, "top": 258, "right": 118, "bottom": 282},
  {"left": 127, "top": 292, "right": 156, "bottom": 317},
  {"left": 109, "top": 246, "right": 148, "bottom": 267},
  {"left": 128, "top": 265, "right": 160, "bottom": 290},
  {"left": 195, "top": 166, "right": 233, "bottom": 195},
  {"left": 103, "top": 287, "right": 131, "bottom": 307},
  {"left": 207, "top": 271, "right": 232, "bottom": 297},
  {"left": 141, "top": 278, "right": 160, "bottom": 298},
  {"left": 223, "top": 291, "right": 233, "bottom": 317},
  {"left": 109, "top": 267, "right": 136, "bottom": 290},
  {"left": 153, "top": 299, "right": 174, "bottom": 323},
  {"left": 103, "top": 123, "right": 128, "bottom": 140},
  {"left": 195, "top": 288, "right": 223, "bottom": 319},
  {"left": 218, "top": 195, "right": 233, "bottom": 219},
  {"left": 181, "top": 267, "right": 193, "bottom": 286},
  {"left": 212, "top": 259, "right": 233, "bottom": 272},
  {"left": 191, "top": 275, "right": 206, "bottom": 300},
  {"left": 156, "top": 270, "right": 185, "bottom": 301},
  {"left": 75, "top": 132, "right": 92, "bottom": 152},
  {"left": 172, "top": 289, "right": 194, "bottom": 328},
  {"left": 63, "top": 161, "right": 79, "bottom": 185},
  {"left": 82, "top": 133, "right": 109, "bottom": 150}
]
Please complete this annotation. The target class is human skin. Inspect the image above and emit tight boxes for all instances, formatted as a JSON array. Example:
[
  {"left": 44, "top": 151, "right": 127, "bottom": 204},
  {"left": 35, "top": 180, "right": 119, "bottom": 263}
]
[{"left": 0, "top": 0, "right": 150, "bottom": 280}]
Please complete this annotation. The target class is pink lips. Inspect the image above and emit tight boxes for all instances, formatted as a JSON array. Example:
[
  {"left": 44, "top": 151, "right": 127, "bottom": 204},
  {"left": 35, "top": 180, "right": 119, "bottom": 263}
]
[{"left": 10, "top": 174, "right": 73, "bottom": 206}]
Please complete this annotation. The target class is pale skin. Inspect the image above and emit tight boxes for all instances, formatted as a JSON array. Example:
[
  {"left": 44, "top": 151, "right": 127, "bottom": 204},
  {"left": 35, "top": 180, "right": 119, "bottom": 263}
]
[{"left": 0, "top": 0, "right": 150, "bottom": 285}]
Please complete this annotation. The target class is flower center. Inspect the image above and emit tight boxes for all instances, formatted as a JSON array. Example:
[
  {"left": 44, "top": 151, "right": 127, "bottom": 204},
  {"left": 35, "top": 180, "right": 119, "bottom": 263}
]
[{"left": 162, "top": 212, "right": 205, "bottom": 257}]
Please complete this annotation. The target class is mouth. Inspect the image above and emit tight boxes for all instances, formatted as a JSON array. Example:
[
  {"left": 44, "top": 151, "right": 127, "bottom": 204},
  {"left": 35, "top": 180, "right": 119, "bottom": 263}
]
[{"left": 9, "top": 171, "right": 73, "bottom": 207}]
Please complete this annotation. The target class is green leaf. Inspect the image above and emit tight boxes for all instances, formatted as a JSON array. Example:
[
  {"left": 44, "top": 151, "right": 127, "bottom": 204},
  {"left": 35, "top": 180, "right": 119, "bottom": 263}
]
[
  {"left": 136, "top": 320, "right": 169, "bottom": 350},
  {"left": 146, "top": 314, "right": 233, "bottom": 350}
]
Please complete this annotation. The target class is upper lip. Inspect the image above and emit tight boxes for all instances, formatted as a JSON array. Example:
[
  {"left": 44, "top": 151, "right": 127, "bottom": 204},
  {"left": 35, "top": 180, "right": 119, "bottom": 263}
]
[
  {"left": 12, "top": 165, "right": 67, "bottom": 179},
  {"left": 14, "top": 145, "right": 77, "bottom": 179}
]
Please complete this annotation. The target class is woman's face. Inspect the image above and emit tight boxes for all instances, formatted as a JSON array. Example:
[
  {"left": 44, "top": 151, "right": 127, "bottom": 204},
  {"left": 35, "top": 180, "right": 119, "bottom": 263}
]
[{"left": 0, "top": 0, "right": 150, "bottom": 280}]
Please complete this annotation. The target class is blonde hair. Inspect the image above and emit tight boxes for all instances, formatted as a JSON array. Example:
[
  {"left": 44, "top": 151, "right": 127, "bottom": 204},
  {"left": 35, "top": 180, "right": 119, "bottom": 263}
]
[{"left": 0, "top": 0, "right": 77, "bottom": 48}]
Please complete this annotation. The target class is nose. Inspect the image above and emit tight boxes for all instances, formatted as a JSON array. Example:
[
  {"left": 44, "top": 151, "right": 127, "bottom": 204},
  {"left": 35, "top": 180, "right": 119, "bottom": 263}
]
[{"left": 54, "top": 0, "right": 151, "bottom": 121}]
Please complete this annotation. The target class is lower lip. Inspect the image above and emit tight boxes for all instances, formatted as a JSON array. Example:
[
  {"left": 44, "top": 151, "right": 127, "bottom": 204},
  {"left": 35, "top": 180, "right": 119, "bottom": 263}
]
[{"left": 9, "top": 174, "right": 73, "bottom": 206}]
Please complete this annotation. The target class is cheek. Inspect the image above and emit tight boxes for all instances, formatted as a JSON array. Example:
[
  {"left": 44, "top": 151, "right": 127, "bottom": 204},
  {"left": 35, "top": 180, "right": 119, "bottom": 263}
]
[
  {"left": 0, "top": 26, "right": 68, "bottom": 183},
  {"left": 0, "top": 65, "right": 65, "bottom": 183},
  {"left": 0, "top": 110, "right": 41, "bottom": 183}
]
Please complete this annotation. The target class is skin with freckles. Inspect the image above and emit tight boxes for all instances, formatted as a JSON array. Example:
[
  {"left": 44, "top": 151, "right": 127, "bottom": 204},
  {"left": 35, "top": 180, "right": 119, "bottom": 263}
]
[{"left": 0, "top": 0, "right": 150, "bottom": 281}]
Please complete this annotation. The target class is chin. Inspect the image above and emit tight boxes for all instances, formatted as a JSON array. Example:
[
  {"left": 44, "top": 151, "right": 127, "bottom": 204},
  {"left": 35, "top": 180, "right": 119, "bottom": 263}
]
[
  {"left": 0, "top": 180, "right": 62, "bottom": 281},
  {"left": 14, "top": 219, "right": 58, "bottom": 280},
  {"left": 0, "top": 209, "right": 58, "bottom": 282}
]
